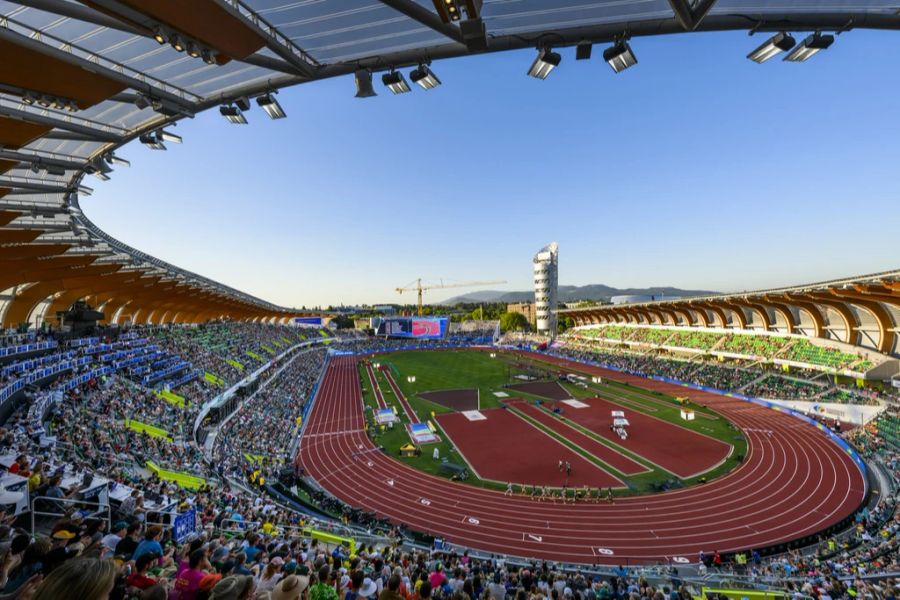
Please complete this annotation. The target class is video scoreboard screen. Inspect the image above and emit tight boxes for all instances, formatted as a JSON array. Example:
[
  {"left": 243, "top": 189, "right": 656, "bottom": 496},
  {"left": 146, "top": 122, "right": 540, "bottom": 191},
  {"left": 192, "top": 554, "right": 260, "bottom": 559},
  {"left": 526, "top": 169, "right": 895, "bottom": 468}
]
[{"left": 376, "top": 317, "right": 448, "bottom": 339}]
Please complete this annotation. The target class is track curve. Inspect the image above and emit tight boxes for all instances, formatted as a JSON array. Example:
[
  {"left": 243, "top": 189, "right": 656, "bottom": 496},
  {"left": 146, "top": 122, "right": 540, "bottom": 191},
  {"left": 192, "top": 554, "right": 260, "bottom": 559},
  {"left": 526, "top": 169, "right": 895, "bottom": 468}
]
[{"left": 297, "top": 351, "right": 866, "bottom": 564}]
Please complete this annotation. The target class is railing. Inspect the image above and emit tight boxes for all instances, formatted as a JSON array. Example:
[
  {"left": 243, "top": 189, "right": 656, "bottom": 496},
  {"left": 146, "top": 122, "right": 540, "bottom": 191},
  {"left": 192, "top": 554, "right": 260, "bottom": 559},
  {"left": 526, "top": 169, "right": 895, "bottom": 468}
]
[{"left": 30, "top": 496, "right": 111, "bottom": 537}]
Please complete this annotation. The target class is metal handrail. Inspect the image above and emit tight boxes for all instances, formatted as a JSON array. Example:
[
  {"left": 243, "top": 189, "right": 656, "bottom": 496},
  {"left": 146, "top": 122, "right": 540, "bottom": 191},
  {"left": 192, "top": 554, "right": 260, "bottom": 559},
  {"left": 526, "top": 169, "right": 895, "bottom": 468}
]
[{"left": 30, "top": 495, "right": 111, "bottom": 537}]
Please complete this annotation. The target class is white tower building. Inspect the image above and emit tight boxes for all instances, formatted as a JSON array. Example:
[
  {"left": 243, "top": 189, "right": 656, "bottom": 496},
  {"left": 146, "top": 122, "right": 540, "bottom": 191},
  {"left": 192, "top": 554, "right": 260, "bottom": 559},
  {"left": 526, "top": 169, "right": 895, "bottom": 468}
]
[{"left": 533, "top": 242, "right": 558, "bottom": 337}]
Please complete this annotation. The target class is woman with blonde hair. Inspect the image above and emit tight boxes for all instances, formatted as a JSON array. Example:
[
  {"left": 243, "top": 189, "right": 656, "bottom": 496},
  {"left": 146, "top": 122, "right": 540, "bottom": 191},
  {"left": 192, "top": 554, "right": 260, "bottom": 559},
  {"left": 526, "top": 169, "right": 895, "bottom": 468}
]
[{"left": 33, "top": 558, "right": 117, "bottom": 600}]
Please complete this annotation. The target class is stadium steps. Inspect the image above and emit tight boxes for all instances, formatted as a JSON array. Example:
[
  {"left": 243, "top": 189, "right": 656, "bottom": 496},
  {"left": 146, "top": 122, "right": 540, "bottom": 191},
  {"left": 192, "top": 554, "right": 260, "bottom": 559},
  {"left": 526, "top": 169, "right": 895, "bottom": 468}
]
[{"left": 736, "top": 372, "right": 771, "bottom": 394}]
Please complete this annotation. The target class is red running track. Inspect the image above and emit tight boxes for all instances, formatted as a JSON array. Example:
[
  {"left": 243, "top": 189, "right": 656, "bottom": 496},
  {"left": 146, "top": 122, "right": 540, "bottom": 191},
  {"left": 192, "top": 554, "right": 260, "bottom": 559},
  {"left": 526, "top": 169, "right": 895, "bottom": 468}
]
[
  {"left": 556, "top": 397, "right": 733, "bottom": 479},
  {"left": 297, "top": 353, "right": 866, "bottom": 564},
  {"left": 434, "top": 407, "right": 624, "bottom": 488},
  {"left": 504, "top": 399, "right": 648, "bottom": 476}
]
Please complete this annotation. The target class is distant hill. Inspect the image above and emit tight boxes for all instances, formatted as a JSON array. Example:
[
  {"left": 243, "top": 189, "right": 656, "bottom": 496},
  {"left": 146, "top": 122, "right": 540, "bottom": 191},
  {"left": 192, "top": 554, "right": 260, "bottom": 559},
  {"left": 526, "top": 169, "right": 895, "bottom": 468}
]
[{"left": 440, "top": 285, "right": 719, "bottom": 305}]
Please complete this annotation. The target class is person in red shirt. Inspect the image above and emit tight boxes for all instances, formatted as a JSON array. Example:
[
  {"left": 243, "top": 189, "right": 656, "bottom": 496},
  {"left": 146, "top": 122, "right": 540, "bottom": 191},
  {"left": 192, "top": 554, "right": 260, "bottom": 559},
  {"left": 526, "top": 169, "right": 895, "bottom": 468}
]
[
  {"left": 126, "top": 553, "right": 161, "bottom": 591},
  {"left": 8, "top": 455, "right": 28, "bottom": 477}
]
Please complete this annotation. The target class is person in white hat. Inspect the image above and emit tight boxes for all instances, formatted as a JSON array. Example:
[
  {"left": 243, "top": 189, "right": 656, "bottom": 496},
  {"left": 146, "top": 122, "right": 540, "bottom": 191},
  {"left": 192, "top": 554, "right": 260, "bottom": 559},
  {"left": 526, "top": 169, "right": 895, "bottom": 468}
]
[
  {"left": 273, "top": 574, "right": 310, "bottom": 600},
  {"left": 356, "top": 578, "right": 377, "bottom": 600}
]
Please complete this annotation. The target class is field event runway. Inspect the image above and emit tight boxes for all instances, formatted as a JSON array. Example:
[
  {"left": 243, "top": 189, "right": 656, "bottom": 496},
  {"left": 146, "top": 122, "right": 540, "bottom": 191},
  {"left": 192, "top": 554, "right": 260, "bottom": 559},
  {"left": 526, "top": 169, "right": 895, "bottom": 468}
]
[
  {"left": 550, "top": 396, "right": 734, "bottom": 478},
  {"left": 435, "top": 407, "right": 624, "bottom": 487},
  {"left": 297, "top": 352, "right": 867, "bottom": 564}
]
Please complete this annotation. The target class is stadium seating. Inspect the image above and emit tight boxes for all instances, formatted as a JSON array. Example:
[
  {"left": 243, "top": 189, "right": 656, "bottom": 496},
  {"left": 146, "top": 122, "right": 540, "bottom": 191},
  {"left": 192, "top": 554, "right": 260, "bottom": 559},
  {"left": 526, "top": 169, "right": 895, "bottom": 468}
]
[
  {"left": 783, "top": 339, "right": 865, "bottom": 370},
  {"left": 570, "top": 326, "right": 876, "bottom": 373}
]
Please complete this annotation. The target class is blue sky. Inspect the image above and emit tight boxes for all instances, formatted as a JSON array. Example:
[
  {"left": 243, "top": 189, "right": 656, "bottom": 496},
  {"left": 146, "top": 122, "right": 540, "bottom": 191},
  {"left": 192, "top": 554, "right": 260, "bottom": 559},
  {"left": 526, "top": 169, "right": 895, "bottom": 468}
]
[{"left": 85, "top": 30, "right": 900, "bottom": 308}]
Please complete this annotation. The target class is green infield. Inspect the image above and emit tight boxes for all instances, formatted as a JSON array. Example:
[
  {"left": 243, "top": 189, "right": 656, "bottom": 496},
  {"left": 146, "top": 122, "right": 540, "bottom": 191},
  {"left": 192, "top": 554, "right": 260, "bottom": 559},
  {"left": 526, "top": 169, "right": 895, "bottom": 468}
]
[{"left": 355, "top": 349, "right": 747, "bottom": 495}]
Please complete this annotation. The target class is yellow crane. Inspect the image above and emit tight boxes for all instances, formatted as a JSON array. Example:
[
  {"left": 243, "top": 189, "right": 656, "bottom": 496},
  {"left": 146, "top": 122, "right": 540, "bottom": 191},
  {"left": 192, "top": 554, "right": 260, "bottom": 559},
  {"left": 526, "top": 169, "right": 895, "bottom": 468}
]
[{"left": 396, "top": 278, "right": 507, "bottom": 316}]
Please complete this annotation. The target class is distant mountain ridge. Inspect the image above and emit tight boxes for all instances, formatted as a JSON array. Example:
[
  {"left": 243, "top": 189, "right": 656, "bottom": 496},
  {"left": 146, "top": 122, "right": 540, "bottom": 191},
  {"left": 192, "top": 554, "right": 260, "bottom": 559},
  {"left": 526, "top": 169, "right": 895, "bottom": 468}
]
[{"left": 440, "top": 285, "right": 719, "bottom": 304}]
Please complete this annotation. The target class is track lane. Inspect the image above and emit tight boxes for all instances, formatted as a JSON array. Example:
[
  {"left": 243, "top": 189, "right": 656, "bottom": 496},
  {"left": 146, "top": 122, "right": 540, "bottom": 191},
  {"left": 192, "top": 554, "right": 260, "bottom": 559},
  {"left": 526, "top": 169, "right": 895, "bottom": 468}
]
[{"left": 297, "top": 353, "right": 865, "bottom": 563}]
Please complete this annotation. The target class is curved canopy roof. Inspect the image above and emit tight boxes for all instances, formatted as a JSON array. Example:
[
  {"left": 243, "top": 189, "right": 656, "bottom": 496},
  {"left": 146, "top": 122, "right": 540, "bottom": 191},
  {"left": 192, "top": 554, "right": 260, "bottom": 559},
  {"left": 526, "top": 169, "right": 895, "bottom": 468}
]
[
  {"left": 0, "top": 0, "right": 899, "bottom": 325},
  {"left": 561, "top": 270, "right": 900, "bottom": 357}
]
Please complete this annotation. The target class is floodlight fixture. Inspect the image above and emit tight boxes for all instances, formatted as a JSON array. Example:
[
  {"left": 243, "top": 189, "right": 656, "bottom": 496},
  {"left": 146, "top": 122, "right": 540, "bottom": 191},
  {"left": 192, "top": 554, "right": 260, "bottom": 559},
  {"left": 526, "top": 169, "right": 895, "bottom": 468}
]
[
  {"left": 152, "top": 26, "right": 166, "bottom": 45},
  {"left": 382, "top": 70, "right": 411, "bottom": 94},
  {"left": 105, "top": 153, "right": 130, "bottom": 167},
  {"left": 527, "top": 48, "right": 561, "bottom": 79},
  {"left": 169, "top": 34, "right": 185, "bottom": 52},
  {"left": 410, "top": 65, "right": 441, "bottom": 90},
  {"left": 139, "top": 133, "right": 166, "bottom": 150},
  {"left": 201, "top": 49, "right": 216, "bottom": 65},
  {"left": 354, "top": 69, "right": 377, "bottom": 98},
  {"left": 157, "top": 129, "right": 182, "bottom": 144},
  {"left": 575, "top": 41, "right": 593, "bottom": 60},
  {"left": 603, "top": 40, "right": 637, "bottom": 73},
  {"left": 444, "top": 0, "right": 461, "bottom": 22},
  {"left": 186, "top": 42, "right": 201, "bottom": 58},
  {"left": 85, "top": 157, "right": 113, "bottom": 181},
  {"left": 219, "top": 104, "right": 247, "bottom": 124},
  {"left": 747, "top": 32, "right": 796, "bottom": 63},
  {"left": 256, "top": 93, "right": 286, "bottom": 119},
  {"left": 783, "top": 33, "right": 834, "bottom": 62}
]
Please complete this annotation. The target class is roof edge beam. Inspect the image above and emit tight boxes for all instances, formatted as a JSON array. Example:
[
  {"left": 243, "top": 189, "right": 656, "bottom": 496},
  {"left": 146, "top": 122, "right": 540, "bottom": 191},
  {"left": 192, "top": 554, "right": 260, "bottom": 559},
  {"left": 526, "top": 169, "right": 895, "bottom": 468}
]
[
  {"left": 14, "top": 0, "right": 144, "bottom": 34},
  {"left": 0, "top": 105, "right": 121, "bottom": 143},
  {"left": 0, "top": 25, "right": 198, "bottom": 113},
  {"left": 378, "top": 0, "right": 465, "bottom": 44},
  {"left": 0, "top": 149, "right": 83, "bottom": 171}
]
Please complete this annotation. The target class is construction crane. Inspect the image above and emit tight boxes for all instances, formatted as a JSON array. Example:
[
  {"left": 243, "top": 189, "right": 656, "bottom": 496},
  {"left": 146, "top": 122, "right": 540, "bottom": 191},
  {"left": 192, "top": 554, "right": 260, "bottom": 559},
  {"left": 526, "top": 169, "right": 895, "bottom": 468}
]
[{"left": 396, "top": 278, "right": 507, "bottom": 316}]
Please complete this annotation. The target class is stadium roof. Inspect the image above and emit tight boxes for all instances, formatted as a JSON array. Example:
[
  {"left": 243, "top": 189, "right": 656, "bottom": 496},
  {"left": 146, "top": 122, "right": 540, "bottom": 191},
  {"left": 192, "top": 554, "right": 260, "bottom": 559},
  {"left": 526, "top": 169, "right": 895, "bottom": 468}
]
[
  {"left": 560, "top": 270, "right": 900, "bottom": 357},
  {"left": 1, "top": 0, "right": 899, "bottom": 325}
]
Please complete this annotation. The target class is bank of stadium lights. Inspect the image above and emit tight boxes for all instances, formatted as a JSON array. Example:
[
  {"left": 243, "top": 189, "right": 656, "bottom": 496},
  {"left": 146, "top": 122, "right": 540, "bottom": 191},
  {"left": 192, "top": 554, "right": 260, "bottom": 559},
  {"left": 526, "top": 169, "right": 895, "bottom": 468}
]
[
  {"left": 603, "top": 40, "right": 637, "bottom": 73},
  {"left": 409, "top": 65, "right": 441, "bottom": 90},
  {"left": 139, "top": 128, "right": 181, "bottom": 150},
  {"left": 104, "top": 152, "right": 130, "bottom": 167},
  {"left": 219, "top": 104, "right": 247, "bottom": 124},
  {"left": 747, "top": 32, "right": 796, "bottom": 63},
  {"left": 527, "top": 48, "right": 561, "bottom": 79},
  {"left": 382, "top": 70, "right": 411, "bottom": 94},
  {"left": 84, "top": 157, "right": 113, "bottom": 181},
  {"left": 152, "top": 25, "right": 216, "bottom": 65},
  {"left": 783, "top": 33, "right": 834, "bottom": 62},
  {"left": 256, "top": 93, "right": 286, "bottom": 119},
  {"left": 22, "top": 92, "right": 78, "bottom": 112}
]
